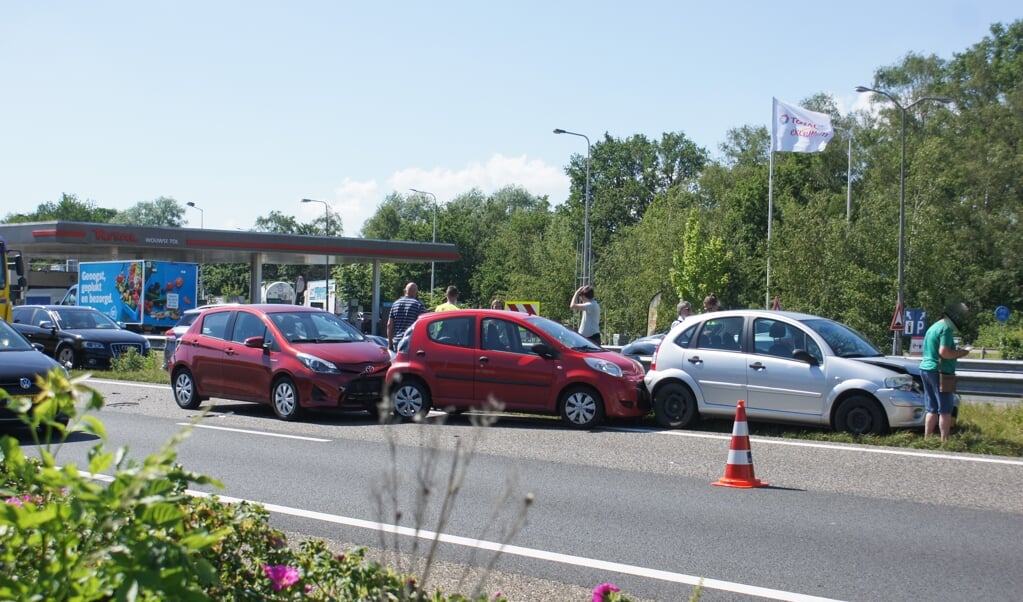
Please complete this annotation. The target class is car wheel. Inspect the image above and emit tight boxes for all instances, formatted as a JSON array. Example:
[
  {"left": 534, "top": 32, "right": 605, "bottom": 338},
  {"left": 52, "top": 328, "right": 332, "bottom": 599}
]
[
  {"left": 653, "top": 382, "right": 698, "bottom": 428},
  {"left": 271, "top": 377, "right": 303, "bottom": 421},
  {"left": 391, "top": 378, "right": 431, "bottom": 420},
  {"left": 559, "top": 385, "right": 605, "bottom": 429},
  {"left": 56, "top": 345, "right": 77, "bottom": 369},
  {"left": 172, "top": 369, "right": 201, "bottom": 410},
  {"left": 834, "top": 395, "right": 888, "bottom": 436}
]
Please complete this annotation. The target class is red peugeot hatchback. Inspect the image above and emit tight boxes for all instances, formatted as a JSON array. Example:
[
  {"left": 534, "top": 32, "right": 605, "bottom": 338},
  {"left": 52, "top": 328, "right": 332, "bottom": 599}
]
[
  {"left": 170, "top": 305, "right": 391, "bottom": 420},
  {"left": 385, "top": 309, "right": 649, "bottom": 428}
]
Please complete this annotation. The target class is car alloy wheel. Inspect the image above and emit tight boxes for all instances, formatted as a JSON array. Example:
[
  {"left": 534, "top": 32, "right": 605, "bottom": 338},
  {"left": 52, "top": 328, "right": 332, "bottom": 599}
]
[{"left": 56, "top": 345, "right": 77, "bottom": 369}]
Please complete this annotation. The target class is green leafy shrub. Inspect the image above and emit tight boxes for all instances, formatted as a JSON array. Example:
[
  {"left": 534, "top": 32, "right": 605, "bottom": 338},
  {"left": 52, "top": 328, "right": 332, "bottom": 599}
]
[{"left": 110, "top": 346, "right": 158, "bottom": 373}]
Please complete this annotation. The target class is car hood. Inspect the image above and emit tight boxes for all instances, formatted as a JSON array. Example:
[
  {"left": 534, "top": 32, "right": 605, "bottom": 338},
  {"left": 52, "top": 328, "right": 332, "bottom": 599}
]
[
  {"left": 852, "top": 355, "right": 920, "bottom": 376},
  {"left": 0, "top": 350, "right": 63, "bottom": 391},
  {"left": 66, "top": 328, "right": 148, "bottom": 343},
  {"left": 290, "top": 340, "right": 392, "bottom": 365}
]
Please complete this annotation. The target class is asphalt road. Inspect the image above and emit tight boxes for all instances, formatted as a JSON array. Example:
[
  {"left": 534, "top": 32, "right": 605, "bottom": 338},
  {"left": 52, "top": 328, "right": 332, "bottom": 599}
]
[{"left": 34, "top": 379, "right": 1023, "bottom": 601}]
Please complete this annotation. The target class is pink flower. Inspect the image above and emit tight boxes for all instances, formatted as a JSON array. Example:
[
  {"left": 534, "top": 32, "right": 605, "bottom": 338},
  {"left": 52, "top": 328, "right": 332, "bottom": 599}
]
[
  {"left": 593, "top": 583, "right": 621, "bottom": 602},
  {"left": 263, "top": 564, "right": 300, "bottom": 591}
]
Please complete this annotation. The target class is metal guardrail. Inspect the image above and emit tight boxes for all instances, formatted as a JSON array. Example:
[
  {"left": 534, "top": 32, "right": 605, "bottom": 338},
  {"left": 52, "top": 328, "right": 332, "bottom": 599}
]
[{"left": 605, "top": 348, "right": 1023, "bottom": 400}]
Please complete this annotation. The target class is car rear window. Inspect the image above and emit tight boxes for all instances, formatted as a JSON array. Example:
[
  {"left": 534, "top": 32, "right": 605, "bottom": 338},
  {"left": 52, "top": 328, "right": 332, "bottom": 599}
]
[{"left": 200, "top": 311, "right": 232, "bottom": 340}]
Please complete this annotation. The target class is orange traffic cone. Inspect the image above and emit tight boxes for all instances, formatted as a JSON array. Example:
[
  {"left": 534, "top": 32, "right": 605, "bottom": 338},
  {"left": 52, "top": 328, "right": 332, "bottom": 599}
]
[{"left": 712, "top": 400, "right": 768, "bottom": 488}]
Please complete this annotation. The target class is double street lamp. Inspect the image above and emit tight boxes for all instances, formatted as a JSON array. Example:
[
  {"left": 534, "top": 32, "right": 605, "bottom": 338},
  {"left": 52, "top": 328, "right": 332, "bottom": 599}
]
[
  {"left": 856, "top": 86, "right": 952, "bottom": 355},
  {"left": 553, "top": 128, "right": 592, "bottom": 285},
  {"left": 301, "top": 198, "right": 332, "bottom": 312},
  {"left": 409, "top": 188, "right": 438, "bottom": 295}
]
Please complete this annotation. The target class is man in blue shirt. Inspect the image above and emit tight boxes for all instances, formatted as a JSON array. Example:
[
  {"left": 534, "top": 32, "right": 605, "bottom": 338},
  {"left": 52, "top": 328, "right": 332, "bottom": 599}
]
[{"left": 387, "top": 282, "right": 426, "bottom": 349}]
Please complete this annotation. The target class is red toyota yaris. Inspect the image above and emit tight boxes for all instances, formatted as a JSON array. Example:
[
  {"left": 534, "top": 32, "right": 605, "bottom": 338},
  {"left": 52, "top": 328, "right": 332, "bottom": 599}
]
[
  {"left": 386, "top": 309, "right": 649, "bottom": 429},
  {"left": 170, "top": 305, "right": 391, "bottom": 420}
]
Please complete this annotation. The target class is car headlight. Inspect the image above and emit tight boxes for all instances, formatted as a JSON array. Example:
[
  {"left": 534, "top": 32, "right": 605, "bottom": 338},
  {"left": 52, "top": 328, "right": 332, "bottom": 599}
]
[
  {"left": 83, "top": 341, "right": 104, "bottom": 350},
  {"left": 296, "top": 352, "right": 340, "bottom": 374},
  {"left": 884, "top": 374, "right": 915, "bottom": 391},
  {"left": 585, "top": 357, "right": 623, "bottom": 377}
]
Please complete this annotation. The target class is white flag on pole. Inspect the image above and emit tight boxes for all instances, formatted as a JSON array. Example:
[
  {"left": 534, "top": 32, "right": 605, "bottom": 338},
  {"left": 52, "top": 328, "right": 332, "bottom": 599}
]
[{"left": 772, "top": 98, "right": 833, "bottom": 153}]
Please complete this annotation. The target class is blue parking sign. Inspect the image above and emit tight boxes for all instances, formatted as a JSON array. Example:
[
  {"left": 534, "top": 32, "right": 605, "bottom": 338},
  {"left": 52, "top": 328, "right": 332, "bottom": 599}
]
[
  {"left": 995, "top": 305, "right": 1010, "bottom": 323},
  {"left": 904, "top": 309, "right": 927, "bottom": 336}
]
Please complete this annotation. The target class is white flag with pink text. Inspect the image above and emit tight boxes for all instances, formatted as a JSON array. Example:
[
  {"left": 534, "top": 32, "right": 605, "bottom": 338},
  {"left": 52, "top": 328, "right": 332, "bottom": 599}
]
[{"left": 772, "top": 98, "right": 833, "bottom": 152}]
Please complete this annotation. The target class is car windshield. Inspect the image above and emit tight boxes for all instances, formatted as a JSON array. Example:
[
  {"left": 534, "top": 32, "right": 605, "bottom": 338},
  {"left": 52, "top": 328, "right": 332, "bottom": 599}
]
[
  {"left": 54, "top": 308, "right": 120, "bottom": 330},
  {"left": 527, "top": 316, "right": 602, "bottom": 351},
  {"left": 0, "top": 322, "right": 33, "bottom": 351},
  {"left": 800, "top": 318, "right": 883, "bottom": 358},
  {"left": 269, "top": 311, "right": 365, "bottom": 344}
]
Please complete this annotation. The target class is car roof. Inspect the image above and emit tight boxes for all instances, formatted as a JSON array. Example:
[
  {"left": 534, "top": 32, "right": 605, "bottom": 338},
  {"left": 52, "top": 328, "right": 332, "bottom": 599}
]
[
  {"left": 17, "top": 305, "right": 99, "bottom": 311},
  {"left": 419, "top": 308, "right": 531, "bottom": 320},
  {"left": 202, "top": 304, "right": 325, "bottom": 314},
  {"left": 683, "top": 309, "right": 822, "bottom": 322}
]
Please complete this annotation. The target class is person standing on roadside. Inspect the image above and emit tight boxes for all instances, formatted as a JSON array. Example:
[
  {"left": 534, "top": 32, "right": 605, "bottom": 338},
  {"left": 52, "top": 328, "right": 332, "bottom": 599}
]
[
  {"left": 386, "top": 282, "right": 426, "bottom": 349},
  {"left": 489, "top": 297, "right": 504, "bottom": 310},
  {"left": 570, "top": 285, "right": 601, "bottom": 346},
  {"left": 703, "top": 293, "right": 721, "bottom": 312},
  {"left": 434, "top": 285, "right": 461, "bottom": 311},
  {"left": 671, "top": 300, "right": 692, "bottom": 329},
  {"left": 919, "top": 302, "right": 971, "bottom": 443}
]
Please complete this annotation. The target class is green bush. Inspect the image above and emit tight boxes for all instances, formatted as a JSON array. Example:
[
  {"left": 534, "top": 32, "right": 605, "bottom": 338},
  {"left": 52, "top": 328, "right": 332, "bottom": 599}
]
[
  {"left": 110, "top": 346, "right": 158, "bottom": 373},
  {"left": 1, "top": 370, "right": 652, "bottom": 601}
]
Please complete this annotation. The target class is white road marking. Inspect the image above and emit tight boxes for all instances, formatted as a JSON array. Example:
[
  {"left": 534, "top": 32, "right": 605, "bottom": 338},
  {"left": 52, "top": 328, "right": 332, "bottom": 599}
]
[
  {"left": 76, "top": 469, "right": 844, "bottom": 600},
  {"left": 608, "top": 426, "right": 1023, "bottom": 466},
  {"left": 177, "top": 423, "right": 330, "bottom": 442}
]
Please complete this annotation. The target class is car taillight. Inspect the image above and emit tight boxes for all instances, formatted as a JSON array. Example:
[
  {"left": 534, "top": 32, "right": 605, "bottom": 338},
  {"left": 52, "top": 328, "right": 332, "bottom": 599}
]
[
  {"left": 164, "top": 329, "right": 175, "bottom": 339},
  {"left": 650, "top": 342, "right": 661, "bottom": 371}
]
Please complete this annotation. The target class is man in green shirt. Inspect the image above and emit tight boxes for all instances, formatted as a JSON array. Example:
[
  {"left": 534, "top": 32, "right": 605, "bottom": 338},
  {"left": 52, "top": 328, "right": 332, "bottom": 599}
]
[{"left": 919, "top": 302, "right": 971, "bottom": 442}]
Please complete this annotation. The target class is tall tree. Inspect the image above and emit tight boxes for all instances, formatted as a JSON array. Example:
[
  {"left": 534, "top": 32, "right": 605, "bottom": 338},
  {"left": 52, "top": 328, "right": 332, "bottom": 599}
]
[
  {"left": 2, "top": 193, "right": 116, "bottom": 223},
  {"left": 110, "top": 197, "right": 186, "bottom": 227}
]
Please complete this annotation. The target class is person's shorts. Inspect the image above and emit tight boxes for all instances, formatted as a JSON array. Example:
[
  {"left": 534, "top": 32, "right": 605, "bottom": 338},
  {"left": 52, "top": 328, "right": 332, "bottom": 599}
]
[{"left": 921, "top": 369, "right": 956, "bottom": 414}]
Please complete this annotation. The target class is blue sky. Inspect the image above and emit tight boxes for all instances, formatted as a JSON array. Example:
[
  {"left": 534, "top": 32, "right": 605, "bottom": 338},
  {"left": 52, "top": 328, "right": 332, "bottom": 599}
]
[{"left": 2, "top": 1, "right": 1019, "bottom": 235}]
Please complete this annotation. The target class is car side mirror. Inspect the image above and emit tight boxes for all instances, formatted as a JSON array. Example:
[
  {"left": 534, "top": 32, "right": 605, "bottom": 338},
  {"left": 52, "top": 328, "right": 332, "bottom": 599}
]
[
  {"left": 39, "top": 320, "right": 56, "bottom": 331},
  {"left": 531, "top": 342, "right": 560, "bottom": 359},
  {"left": 244, "top": 335, "right": 267, "bottom": 349},
  {"left": 792, "top": 349, "right": 819, "bottom": 366},
  {"left": 32, "top": 342, "right": 45, "bottom": 352}
]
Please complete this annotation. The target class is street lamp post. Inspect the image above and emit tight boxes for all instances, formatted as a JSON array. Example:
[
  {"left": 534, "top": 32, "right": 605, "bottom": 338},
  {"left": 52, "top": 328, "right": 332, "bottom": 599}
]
[
  {"left": 185, "top": 201, "right": 204, "bottom": 229},
  {"left": 301, "top": 198, "right": 331, "bottom": 312},
  {"left": 554, "top": 128, "right": 592, "bottom": 285},
  {"left": 185, "top": 202, "right": 205, "bottom": 302},
  {"left": 856, "top": 86, "right": 952, "bottom": 355},
  {"left": 409, "top": 189, "right": 438, "bottom": 295}
]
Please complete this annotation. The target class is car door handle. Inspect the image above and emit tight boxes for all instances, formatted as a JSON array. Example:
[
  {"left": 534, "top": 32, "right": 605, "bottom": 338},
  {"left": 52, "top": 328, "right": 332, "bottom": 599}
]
[
  {"left": 479, "top": 356, "right": 490, "bottom": 363},
  {"left": 687, "top": 356, "right": 703, "bottom": 364},
  {"left": 416, "top": 349, "right": 425, "bottom": 356},
  {"left": 749, "top": 362, "right": 766, "bottom": 370}
]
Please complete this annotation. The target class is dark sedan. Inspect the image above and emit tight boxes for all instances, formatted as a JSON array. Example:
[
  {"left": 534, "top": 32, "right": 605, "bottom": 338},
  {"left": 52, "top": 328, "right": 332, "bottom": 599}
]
[
  {"left": 0, "top": 318, "right": 68, "bottom": 428},
  {"left": 12, "top": 305, "right": 150, "bottom": 369},
  {"left": 619, "top": 332, "right": 665, "bottom": 371}
]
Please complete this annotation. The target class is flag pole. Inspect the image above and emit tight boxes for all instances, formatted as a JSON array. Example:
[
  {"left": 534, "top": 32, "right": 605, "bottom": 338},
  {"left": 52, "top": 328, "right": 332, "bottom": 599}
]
[{"left": 766, "top": 148, "right": 774, "bottom": 310}]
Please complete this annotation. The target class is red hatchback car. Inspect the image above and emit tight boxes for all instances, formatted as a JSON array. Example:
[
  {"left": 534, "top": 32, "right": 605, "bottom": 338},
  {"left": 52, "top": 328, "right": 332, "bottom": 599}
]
[
  {"left": 170, "top": 305, "right": 391, "bottom": 420},
  {"left": 386, "top": 309, "right": 649, "bottom": 428}
]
